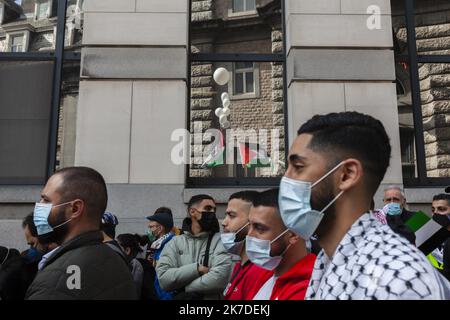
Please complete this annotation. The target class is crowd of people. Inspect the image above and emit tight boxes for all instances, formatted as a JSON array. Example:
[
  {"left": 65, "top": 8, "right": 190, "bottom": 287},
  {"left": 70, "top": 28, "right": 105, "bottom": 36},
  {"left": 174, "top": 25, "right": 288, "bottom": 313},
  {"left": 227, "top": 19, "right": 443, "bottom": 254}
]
[{"left": 0, "top": 111, "right": 450, "bottom": 300}]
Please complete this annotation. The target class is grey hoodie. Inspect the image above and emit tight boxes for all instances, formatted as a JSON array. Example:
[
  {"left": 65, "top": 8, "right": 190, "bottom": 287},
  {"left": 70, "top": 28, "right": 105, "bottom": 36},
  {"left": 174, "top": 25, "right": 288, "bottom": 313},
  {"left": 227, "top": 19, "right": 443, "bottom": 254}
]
[{"left": 156, "top": 218, "right": 232, "bottom": 300}]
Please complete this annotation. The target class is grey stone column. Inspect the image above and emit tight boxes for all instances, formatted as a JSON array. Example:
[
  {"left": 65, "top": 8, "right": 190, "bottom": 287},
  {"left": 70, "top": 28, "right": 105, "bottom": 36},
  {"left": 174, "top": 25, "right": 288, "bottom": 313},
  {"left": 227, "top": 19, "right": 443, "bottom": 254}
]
[
  {"left": 75, "top": 0, "right": 189, "bottom": 232},
  {"left": 285, "top": 0, "right": 402, "bottom": 207}
]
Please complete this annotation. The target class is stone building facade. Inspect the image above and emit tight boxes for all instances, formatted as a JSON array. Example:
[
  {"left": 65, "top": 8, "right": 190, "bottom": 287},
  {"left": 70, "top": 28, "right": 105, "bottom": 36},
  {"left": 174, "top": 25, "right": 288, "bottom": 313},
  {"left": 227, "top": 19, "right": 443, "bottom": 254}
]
[
  {"left": 0, "top": 0, "right": 449, "bottom": 250},
  {"left": 392, "top": 0, "right": 450, "bottom": 179}
]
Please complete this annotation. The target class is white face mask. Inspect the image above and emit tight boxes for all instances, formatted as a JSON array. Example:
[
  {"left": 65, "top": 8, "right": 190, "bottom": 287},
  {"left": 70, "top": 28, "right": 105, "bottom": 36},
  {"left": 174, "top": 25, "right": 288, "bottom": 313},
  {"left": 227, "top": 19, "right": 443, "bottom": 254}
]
[
  {"left": 33, "top": 201, "right": 74, "bottom": 236},
  {"left": 220, "top": 222, "right": 249, "bottom": 255},
  {"left": 245, "top": 229, "right": 290, "bottom": 271},
  {"left": 278, "top": 162, "right": 344, "bottom": 240}
]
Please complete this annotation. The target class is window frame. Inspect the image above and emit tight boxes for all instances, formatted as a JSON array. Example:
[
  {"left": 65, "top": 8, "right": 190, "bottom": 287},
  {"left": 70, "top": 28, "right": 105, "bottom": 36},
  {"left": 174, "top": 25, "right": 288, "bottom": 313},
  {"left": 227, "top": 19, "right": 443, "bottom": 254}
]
[
  {"left": 0, "top": 0, "right": 81, "bottom": 185},
  {"left": 395, "top": 0, "right": 450, "bottom": 187},
  {"left": 35, "top": 0, "right": 53, "bottom": 21},
  {"left": 229, "top": 61, "right": 260, "bottom": 99},
  {"left": 9, "top": 33, "right": 24, "bottom": 52},
  {"left": 228, "top": 0, "right": 257, "bottom": 18},
  {"left": 187, "top": 0, "right": 288, "bottom": 187}
]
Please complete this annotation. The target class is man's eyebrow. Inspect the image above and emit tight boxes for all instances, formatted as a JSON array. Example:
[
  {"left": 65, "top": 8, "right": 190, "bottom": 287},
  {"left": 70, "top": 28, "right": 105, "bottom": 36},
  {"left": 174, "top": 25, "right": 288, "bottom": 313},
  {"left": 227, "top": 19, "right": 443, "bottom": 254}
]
[
  {"left": 40, "top": 194, "right": 50, "bottom": 201},
  {"left": 251, "top": 221, "right": 268, "bottom": 229},
  {"left": 289, "top": 154, "right": 307, "bottom": 162}
]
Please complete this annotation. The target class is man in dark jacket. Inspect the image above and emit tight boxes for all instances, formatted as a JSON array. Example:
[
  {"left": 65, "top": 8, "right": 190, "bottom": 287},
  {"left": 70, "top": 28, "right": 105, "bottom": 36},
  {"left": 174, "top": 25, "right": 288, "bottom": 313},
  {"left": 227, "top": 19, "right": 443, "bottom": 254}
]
[
  {"left": 25, "top": 166, "right": 137, "bottom": 300},
  {"left": 430, "top": 193, "right": 450, "bottom": 281},
  {"left": 383, "top": 186, "right": 416, "bottom": 245}
]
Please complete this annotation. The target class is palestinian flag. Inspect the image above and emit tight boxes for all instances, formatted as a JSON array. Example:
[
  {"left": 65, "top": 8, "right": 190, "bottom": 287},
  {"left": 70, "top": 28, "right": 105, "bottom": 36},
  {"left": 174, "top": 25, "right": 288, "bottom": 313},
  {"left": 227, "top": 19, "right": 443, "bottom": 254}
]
[
  {"left": 238, "top": 142, "right": 271, "bottom": 168},
  {"left": 405, "top": 211, "right": 449, "bottom": 256},
  {"left": 201, "top": 130, "right": 225, "bottom": 168}
]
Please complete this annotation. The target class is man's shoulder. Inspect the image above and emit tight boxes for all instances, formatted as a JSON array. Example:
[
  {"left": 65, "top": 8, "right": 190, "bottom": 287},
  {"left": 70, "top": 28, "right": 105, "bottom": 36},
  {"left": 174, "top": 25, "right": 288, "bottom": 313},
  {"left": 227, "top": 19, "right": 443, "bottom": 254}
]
[
  {"left": 46, "top": 242, "right": 127, "bottom": 271},
  {"left": 352, "top": 224, "right": 447, "bottom": 298}
]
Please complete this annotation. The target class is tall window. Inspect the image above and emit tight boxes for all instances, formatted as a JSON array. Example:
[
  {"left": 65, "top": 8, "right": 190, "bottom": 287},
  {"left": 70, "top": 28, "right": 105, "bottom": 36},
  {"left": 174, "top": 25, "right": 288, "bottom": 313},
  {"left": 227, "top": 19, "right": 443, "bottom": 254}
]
[
  {"left": 36, "top": 1, "right": 50, "bottom": 20},
  {"left": 233, "top": 62, "right": 255, "bottom": 95},
  {"left": 233, "top": 0, "right": 256, "bottom": 13},
  {"left": 392, "top": 0, "right": 450, "bottom": 187},
  {"left": 0, "top": 0, "right": 82, "bottom": 184},
  {"left": 10, "top": 34, "right": 24, "bottom": 52},
  {"left": 188, "top": 0, "right": 286, "bottom": 186}
]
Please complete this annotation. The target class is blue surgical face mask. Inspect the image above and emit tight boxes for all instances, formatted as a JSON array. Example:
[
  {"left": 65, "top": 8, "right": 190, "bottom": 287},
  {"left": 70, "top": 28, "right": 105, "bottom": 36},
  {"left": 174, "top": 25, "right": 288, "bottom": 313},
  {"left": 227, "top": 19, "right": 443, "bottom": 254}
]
[
  {"left": 384, "top": 202, "right": 402, "bottom": 216},
  {"left": 278, "top": 162, "right": 345, "bottom": 240},
  {"left": 220, "top": 222, "right": 249, "bottom": 255},
  {"left": 33, "top": 201, "right": 73, "bottom": 236},
  {"left": 245, "top": 229, "right": 290, "bottom": 271}
]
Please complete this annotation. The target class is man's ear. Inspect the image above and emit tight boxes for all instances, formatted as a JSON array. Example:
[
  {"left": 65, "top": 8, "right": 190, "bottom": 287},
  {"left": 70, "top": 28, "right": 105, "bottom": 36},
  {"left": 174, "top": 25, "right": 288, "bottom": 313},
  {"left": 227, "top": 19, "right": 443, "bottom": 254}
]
[
  {"left": 337, "top": 158, "right": 363, "bottom": 192},
  {"left": 288, "top": 230, "right": 300, "bottom": 245},
  {"left": 70, "top": 199, "right": 84, "bottom": 219}
]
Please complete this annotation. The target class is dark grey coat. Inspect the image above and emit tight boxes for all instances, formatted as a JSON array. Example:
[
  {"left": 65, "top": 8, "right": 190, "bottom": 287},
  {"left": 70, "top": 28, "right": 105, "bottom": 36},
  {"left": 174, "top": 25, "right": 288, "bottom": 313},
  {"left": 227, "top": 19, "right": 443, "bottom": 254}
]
[{"left": 25, "top": 231, "right": 138, "bottom": 300}]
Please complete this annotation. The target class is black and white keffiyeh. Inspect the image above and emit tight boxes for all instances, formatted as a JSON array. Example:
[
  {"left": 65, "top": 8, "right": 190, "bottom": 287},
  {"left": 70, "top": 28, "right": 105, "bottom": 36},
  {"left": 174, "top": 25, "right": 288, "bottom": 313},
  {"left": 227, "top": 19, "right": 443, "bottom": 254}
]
[{"left": 306, "top": 212, "right": 450, "bottom": 300}]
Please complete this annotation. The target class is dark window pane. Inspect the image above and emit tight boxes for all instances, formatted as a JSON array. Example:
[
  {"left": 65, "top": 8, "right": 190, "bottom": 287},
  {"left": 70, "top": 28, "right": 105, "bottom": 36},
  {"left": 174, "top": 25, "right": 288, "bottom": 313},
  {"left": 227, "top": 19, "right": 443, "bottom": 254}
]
[
  {"left": 246, "top": 0, "right": 256, "bottom": 11},
  {"left": 395, "top": 62, "right": 418, "bottom": 179},
  {"left": 235, "top": 61, "right": 253, "bottom": 70},
  {"left": 0, "top": 61, "right": 54, "bottom": 184},
  {"left": 246, "top": 71, "right": 254, "bottom": 93},
  {"left": 233, "top": 0, "right": 244, "bottom": 12},
  {"left": 235, "top": 73, "right": 244, "bottom": 94}
]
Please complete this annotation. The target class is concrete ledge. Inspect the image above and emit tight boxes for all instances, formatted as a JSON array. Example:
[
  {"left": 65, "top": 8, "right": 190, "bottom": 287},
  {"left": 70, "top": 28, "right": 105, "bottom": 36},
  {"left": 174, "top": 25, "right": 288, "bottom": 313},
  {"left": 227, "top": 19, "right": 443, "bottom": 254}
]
[
  {"left": 287, "top": 14, "right": 393, "bottom": 50},
  {"left": 341, "top": 0, "right": 391, "bottom": 15},
  {"left": 83, "top": 13, "right": 187, "bottom": 46},
  {"left": 286, "top": 0, "right": 390, "bottom": 15},
  {"left": 136, "top": 0, "right": 188, "bottom": 13},
  {"left": 83, "top": 0, "right": 136, "bottom": 12},
  {"left": 81, "top": 47, "right": 187, "bottom": 80},
  {"left": 0, "top": 185, "right": 43, "bottom": 203},
  {"left": 287, "top": 49, "right": 395, "bottom": 82}
]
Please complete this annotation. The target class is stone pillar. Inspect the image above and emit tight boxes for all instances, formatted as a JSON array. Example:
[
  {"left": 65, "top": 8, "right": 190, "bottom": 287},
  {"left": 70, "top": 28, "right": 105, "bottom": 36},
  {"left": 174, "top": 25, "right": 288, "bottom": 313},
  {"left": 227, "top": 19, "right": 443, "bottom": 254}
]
[
  {"left": 76, "top": 0, "right": 189, "bottom": 230},
  {"left": 285, "top": 0, "right": 402, "bottom": 207},
  {"left": 271, "top": 27, "right": 285, "bottom": 176},
  {"left": 190, "top": 1, "right": 215, "bottom": 177},
  {"left": 416, "top": 24, "right": 450, "bottom": 178}
]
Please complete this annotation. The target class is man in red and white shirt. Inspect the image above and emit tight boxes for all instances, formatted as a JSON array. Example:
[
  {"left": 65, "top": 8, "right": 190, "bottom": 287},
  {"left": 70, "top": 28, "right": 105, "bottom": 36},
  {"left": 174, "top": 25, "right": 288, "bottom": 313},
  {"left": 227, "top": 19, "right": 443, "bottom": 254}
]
[
  {"left": 246, "top": 189, "right": 316, "bottom": 300},
  {"left": 221, "top": 191, "right": 271, "bottom": 300}
]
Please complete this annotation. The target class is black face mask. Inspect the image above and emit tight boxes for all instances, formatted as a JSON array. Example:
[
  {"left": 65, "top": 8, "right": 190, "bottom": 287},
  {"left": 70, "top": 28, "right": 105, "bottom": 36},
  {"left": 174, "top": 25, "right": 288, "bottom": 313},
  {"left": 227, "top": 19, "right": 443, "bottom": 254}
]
[
  {"left": 198, "top": 212, "right": 219, "bottom": 232},
  {"left": 433, "top": 214, "right": 450, "bottom": 228}
]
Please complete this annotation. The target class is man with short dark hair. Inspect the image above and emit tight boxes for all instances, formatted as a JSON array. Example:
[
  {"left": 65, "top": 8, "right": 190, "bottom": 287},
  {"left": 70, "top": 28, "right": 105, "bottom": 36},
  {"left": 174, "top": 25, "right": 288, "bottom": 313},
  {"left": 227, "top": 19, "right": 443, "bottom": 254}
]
[
  {"left": 100, "top": 212, "right": 127, "bottom": 259},
  {"left": 429, "top": 193, "right": 450, "bottom": 281},
  {"left": 221, "top": 190, "right": 269, "bottom": 300},
  {"left": 247, "top": 189, "right": 316, "bottom": 300},
  {"left": 280, "top": 111, "right": 450, "bottom": 299},
  {"left": 26, "top": 166, "right": 137, "bottom": 300},
  {"left": 156, "top": 194, "right": 231, "bottom": 299}
]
